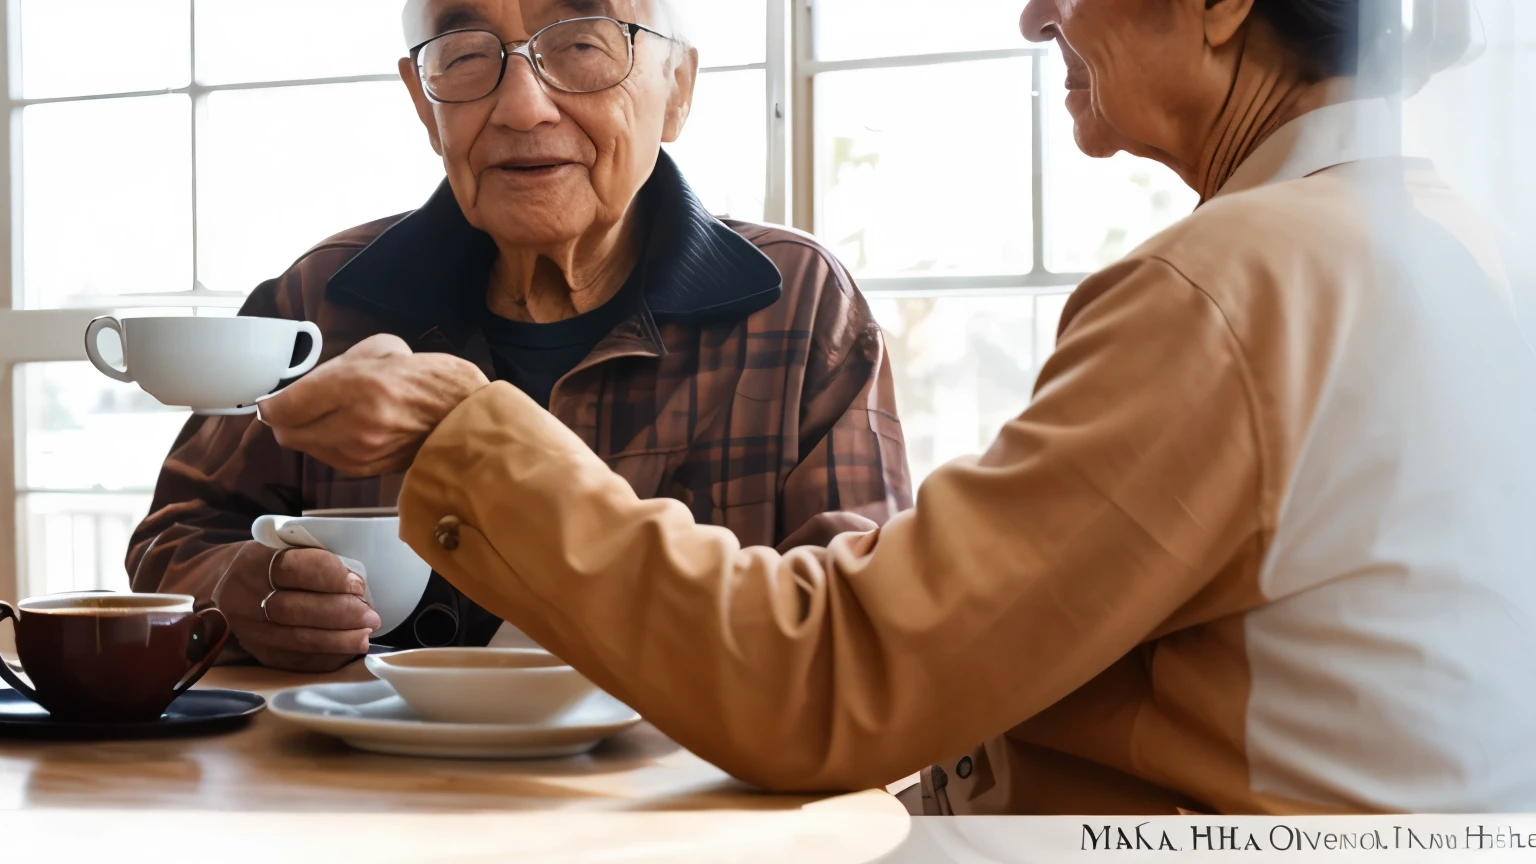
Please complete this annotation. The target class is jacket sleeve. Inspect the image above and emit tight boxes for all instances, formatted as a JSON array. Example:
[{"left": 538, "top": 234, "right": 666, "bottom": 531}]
[
  {"left": 777, "top": 257, "right": 913, "bottom": 540},
  {"left": 397, "top": 256, "right": 1264, "bottom": 793},
  {"left": 125, "top": 276, "right": 309, "bottom": 613}
]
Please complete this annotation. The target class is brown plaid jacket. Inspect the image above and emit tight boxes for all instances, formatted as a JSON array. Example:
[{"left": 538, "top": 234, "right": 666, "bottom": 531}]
[{"left": 127, "top": 153, "right": 912, "bottom": 649}]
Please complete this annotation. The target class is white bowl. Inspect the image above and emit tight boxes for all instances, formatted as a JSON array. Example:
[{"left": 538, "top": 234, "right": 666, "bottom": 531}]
[{"left": 364, "top": 648, "right": 600, "bottom": 726}]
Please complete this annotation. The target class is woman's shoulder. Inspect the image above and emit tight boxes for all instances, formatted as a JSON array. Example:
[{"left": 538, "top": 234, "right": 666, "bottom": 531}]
[{"left": 1126, "top": 174, "right": 1377, "bottom": 302}]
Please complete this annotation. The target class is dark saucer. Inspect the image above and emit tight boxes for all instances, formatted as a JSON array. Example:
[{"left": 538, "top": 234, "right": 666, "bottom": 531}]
[{"left": 0, "top": 688, "right": 265, "bottom": 740}]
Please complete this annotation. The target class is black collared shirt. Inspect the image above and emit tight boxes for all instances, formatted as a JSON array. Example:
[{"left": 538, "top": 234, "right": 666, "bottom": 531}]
[{"left": 481, "top": 265, "right": 645, "bottom": 409}]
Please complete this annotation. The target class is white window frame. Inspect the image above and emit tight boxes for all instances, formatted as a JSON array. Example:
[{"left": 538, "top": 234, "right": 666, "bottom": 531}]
[
  {"left": 0, "top": 0, "right": 1078, "bottom": 602},
  {"left": 0, "top": 1, "right": 792, "bottom": 603},
  {"left": 787, "top": 0, "right": 1090, "bottom": 295}
]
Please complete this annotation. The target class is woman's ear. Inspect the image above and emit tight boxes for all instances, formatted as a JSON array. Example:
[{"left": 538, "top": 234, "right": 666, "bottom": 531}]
[
  {"left": 662, "top": 45, "right": 700, "bottom": 144},
  {"left": 1204, "top": 0, "right": 1258, "bottom": 48}
]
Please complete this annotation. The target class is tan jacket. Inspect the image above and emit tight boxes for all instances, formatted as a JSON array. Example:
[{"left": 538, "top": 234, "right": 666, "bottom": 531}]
[{"left": 398, "top": 101, "right": 1536, "bottom": 814}]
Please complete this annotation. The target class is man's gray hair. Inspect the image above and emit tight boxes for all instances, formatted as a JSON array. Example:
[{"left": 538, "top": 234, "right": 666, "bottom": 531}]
[
  {"left": 402, "top": 1, "right": 690, "bottom": 48},
  {"left": 652, "top": 0, "right": 690, "bottom": 47}
]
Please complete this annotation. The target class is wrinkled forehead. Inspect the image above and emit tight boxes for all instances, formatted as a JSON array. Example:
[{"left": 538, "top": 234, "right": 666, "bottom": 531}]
[{"left": 403, "top": 0, "right": 645, "bottom": 47}]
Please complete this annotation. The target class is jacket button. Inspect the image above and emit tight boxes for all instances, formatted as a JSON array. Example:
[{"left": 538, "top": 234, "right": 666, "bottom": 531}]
[
  {"left": 434, "top": 516, "right": 462, "bottom": 551},
  {"left": 956, "top": 756, "right": 973, "bottom": 779}
]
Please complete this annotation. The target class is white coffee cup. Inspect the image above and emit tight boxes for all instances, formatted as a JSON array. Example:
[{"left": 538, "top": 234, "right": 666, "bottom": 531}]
[
  {"left": 84, "top": 315, "right": 323, "bottom": 416},
  {"left": 251, "top": 512, "right": 431, "bottom": 638}
]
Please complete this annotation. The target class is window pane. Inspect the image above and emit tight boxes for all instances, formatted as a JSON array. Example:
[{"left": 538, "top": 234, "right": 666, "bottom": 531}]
[
  {"left": 20, "top": 493, "right": 149, "bottom": 597},
  {"left": 194, "top": 0, "right": 402, "bottom": 84},
  {"left": 18, "top": 0, "right": 190, "bottom": 98},
  {"left": 817, "top": 60, "right": 1032, "bottom": 278},
  {"left": 671, "top": 0, "right": 766, "bottom": 67},
  {"left": 22, "top": 96, "right": 193, "bottom": 309},
  {"left": 198, "top": 82, "right": 445, "bottom": 293},
  {"left": 814, "top": 0, "right": 1025, "bottom": 62},
  {"left": 22, "top": 358, "right": 190, "bottom": 495},
  {"left": 665, "top": 70, "right": 766, "bottom": 222},
  {"left": 1041, "top": 47, "right": 1196, "bottom": 273},
  {"left": 871, "top": 291, "right": 1068, "bottom": 484}
]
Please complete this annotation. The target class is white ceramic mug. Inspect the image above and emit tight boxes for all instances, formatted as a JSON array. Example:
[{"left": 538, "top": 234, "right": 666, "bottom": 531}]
[
  {"left": 84, "top": 316, "right": 323, "bottom": 416},
  {"left": 251, "top": 513, "right": 431, "bottom": 639}
]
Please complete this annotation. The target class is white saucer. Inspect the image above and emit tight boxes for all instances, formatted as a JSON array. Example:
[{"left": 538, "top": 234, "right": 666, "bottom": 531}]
[{"left": 269, "top": 680, "right": 641, "bottom": 759}]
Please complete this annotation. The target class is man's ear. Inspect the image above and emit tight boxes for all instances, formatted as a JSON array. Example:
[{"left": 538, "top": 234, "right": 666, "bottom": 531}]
[
  {"left": 399, "top": 56, "right": 444, "bottom": 157},
  {"left": 661, "top": 46, "right": 699, "bottom": 144},
  {"left": 1204, "top": 0, "right": 1257, "bottom": 48}
]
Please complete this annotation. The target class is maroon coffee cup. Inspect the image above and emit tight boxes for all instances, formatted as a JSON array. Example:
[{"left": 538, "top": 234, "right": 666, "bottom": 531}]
[{"left": 0, "top": 592, "right": 230, "bottom": 723}]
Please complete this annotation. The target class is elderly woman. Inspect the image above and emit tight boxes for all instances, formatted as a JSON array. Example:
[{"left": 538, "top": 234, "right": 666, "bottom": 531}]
[
  {"left": 262, "top": 0, "right": 1536, "bottom": 814},
  {"left": 130, "top": 0, "right": 909, "bottom": 673}
]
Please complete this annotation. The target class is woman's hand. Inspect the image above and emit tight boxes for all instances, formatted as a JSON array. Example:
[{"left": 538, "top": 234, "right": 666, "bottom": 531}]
[{"left": 258, "top": 334, "right": 490, "bottom": 477}]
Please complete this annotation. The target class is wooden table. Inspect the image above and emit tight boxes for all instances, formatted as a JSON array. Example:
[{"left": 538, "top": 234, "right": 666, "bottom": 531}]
[{"left": 0, "top": 657, "right": 911, "bottom": 863}]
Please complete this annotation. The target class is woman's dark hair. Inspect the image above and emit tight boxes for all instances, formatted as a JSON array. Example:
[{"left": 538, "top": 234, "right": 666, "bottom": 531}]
[
  {"left": 1253, "top": 0, "right": 1365, "bottom": 80},
  {"left": 1252, "top": 0, "right": 1476, "bottom": 88}
]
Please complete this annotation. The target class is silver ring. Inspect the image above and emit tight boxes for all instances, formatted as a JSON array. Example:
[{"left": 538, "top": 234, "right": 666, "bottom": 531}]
[
  {"left": 268, "top": 548, "right": 282, "bottom": 592},
  {"left": 263, "top": 549, "right": 282, "bottom": 622}
]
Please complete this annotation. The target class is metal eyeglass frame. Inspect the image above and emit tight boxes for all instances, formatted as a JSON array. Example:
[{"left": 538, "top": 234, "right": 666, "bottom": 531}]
[{"left": 409, "top": 16, "right": 671, "bottom": 103}]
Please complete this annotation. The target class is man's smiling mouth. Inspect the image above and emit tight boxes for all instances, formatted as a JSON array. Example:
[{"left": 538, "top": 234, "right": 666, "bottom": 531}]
[{"left": 488, "top": 160, "right": 579, "bottom": 178}]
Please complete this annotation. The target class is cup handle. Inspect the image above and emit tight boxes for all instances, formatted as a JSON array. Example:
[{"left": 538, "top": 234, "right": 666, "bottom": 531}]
[
  {"left": 281, "top": 321, "right": 324, "bottom": 379},
  {"left": 84, "top": 317, "right": 134, "bottom": 384},
  {"left": 250, "top": 514, "right": 290, "bottom": 550},
  {"left": 0, "top": 602, "right": 41, "bottom": 703},
  {"left": 173, "top": 608, "right": 232, "bottom": 696}
]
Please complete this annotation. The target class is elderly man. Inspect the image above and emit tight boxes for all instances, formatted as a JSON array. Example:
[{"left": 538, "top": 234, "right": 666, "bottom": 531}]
[{"left": 128, "top": 0, "right": 910, "bottom": 672}]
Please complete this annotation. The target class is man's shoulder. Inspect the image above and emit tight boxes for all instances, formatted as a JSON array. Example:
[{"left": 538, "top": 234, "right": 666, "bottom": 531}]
[
  {"left": 717, "top": 220, "right": 881, "bottom": 364},
  {"left": 246, "top": 213, "right": 412, "bottom": 319},
  {"left": 722, "top": 219, "right": 857, "bottom": 304},
  {"left": 296, "top": 212, "right": 412, "bottom": 268}
]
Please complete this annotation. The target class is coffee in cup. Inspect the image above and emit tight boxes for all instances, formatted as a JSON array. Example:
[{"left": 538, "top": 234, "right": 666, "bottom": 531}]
[
  {"left": 84, "top": 315, "right": 323, "bottom": 416},
  {"left": 0, "top": 592, "right": 230, "bottom": 723}
]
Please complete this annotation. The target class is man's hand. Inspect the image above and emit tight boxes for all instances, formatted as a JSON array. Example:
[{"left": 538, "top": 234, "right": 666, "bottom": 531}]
[
  {"left": 258, "top": 334, "right": 490, "bottom": 477},
  {"left": 216, "top": 542, "right": 382, "bottom": 673}
]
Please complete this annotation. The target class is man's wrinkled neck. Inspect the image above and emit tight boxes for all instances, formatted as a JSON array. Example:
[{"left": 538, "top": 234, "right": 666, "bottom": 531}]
[
  {"left": 485, "top": 207, "right": 644, "bottom": 324},
  {"left": 1191, "top": 24, "right": 1342, "bottom": 203}
]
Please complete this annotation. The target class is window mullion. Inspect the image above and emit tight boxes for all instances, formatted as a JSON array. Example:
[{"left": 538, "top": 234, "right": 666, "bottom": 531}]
[
  {"left": 804, "top": 47, "right": 1043, "bottom": 75},
  {"left": 0, "top": 0, "right": 17, "bottom": 604},
  {"left": 790, "top": 0, "right": 814, "bottom": 233},
  {"left": 1030, "top": 52, "right": 1045, "bottom": 276},
  {"left": 190, "top": 91, "right": 205, "bottom": 292},
  {"left": 764, "top": 0, "right": 790, "bottom": 226},
  {"left": 189, "top": 0, "right": 199, "bottom": 291}
]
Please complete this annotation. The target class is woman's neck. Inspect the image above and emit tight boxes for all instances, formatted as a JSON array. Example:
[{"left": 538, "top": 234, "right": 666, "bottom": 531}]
[
  {"left": 1188, "top": 23, "right": 1340, "bottom": 202},
  {"left": 486, "top": 214, "right": 643, "bottom": 324}
]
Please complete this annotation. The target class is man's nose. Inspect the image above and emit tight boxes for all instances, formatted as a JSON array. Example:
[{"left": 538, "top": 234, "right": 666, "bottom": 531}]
[
  {"left": 488, "top": 52, "right": 562, "bottom": 131},
  {"left": 1019, "top": 0, "right": 1057, "bottom": 44}
]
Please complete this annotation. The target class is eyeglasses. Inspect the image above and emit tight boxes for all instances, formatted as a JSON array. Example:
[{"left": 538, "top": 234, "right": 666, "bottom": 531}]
[{"left": 410, "top": 17, "right": 669, "bottom": 104}]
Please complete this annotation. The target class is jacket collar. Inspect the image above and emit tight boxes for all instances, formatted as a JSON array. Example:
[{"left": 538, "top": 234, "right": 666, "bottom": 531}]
[
  {"left": 325, "top": 150, "right": 783, "bottom": 348},
  {"left": 1211, "top": 96, "right": 1404, "bottom": 201}
]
